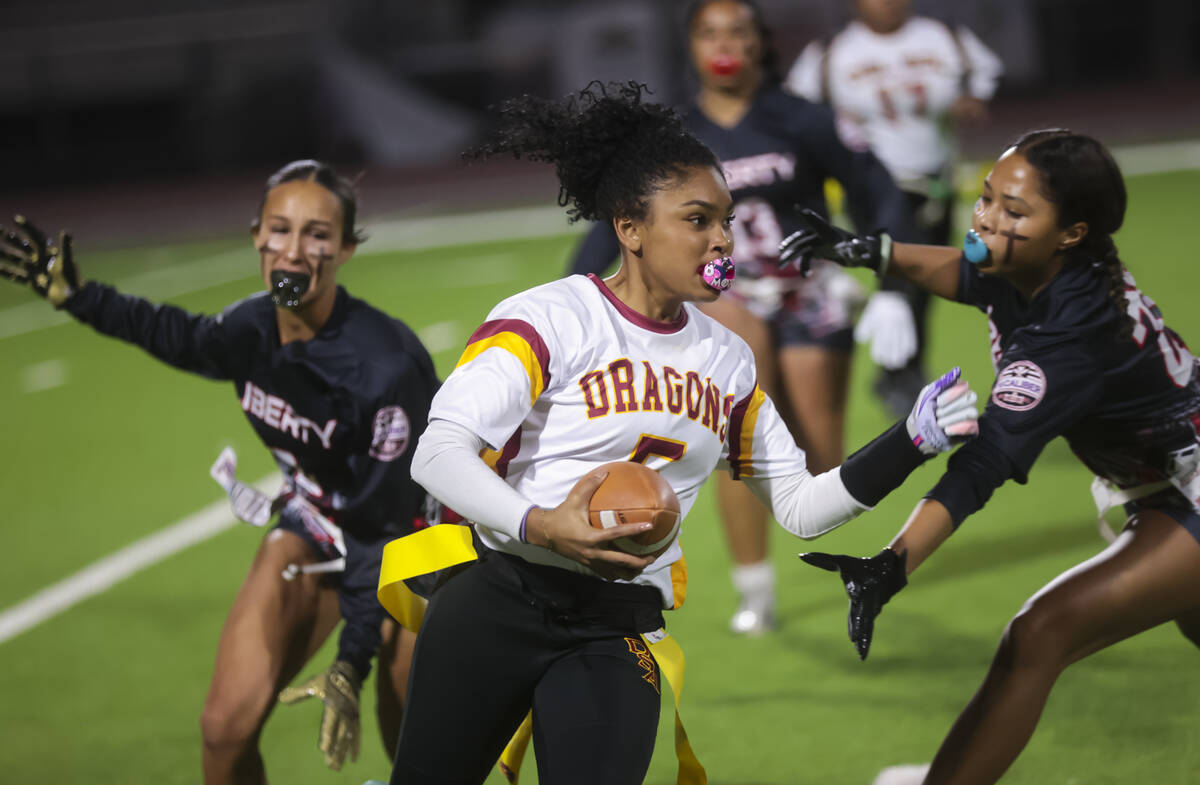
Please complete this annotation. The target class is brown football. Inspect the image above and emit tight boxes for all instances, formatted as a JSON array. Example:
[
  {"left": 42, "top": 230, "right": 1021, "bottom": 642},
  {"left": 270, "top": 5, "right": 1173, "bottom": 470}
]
[{"left": 583, "top": 461, "right": 681, "bottom": 558}]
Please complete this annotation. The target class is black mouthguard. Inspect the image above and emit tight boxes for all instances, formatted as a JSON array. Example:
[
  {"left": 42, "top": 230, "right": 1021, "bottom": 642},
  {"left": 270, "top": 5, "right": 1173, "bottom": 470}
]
[{"left": 269, "top": 270, "right": 311, "bottom": 309}]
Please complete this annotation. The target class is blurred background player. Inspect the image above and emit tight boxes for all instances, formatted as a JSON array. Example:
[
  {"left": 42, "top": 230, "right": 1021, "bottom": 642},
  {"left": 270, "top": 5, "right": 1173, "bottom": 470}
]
[
  {"left": 784, "top": 130, "right": 1200, "bottom": 785},
  {"left": 570, "top": 0, "right": 916, "bottom": 636},
  {"left": 0, "top": 160, "right": 441, "bottom": 785},
  {"left": 787, "top": 0, "right": 1004, "bottom": 417},
  {"left": 392, "top": 81, "right": 976, "bottom": 785}
]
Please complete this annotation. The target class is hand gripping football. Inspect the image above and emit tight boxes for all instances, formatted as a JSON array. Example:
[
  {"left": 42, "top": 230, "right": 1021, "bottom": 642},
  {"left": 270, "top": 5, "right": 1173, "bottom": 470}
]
[{"left": 583, "top": 461, "right": 681, "bottom": 558}]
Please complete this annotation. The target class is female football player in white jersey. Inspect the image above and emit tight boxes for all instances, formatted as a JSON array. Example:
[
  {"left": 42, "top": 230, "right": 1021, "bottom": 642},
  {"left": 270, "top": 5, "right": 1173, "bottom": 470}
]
[
  {"left": 783, "top": 130, "right": 1200, "bottom": 784},
  {"left": 389, "top": 81, "right": 979, "bottom": 785},
  {"left": 573, "top": 0, "right": 919, "bottom": 636},
  {"left": 0, "top": 162, "right": 442, "bottom": 784}
]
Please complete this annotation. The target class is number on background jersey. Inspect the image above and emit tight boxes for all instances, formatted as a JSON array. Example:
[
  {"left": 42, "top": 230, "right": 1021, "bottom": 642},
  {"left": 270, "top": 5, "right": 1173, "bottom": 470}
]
[
  {"left": 877, "top": 82, "right": 929, "bottom": 121},
  {"left": 731, "top": 198, "right": 783, "bottom": 263}
]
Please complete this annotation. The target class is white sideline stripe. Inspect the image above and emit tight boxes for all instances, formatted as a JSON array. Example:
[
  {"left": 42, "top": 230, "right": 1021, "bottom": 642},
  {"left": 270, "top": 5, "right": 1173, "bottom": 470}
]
[
  {"left": 20, "top": 358, "right": 69, "bottom": 393},
  {"left": 0, "top": 473, "right": 280, "bottom": 645}
]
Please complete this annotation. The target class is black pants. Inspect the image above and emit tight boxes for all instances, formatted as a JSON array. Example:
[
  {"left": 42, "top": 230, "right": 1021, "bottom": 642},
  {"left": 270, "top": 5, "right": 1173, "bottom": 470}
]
[{"left": 390, "top": 549, "right": 665, "bottom": 785}]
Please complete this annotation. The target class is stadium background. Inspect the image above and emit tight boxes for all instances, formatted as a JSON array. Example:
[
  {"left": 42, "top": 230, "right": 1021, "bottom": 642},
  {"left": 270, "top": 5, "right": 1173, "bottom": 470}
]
[{"left": 2, "top": 1, "right": 1199, "bottom": 783}]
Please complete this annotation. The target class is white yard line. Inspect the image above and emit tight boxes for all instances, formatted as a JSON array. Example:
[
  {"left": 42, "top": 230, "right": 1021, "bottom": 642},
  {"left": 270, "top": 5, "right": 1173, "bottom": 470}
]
[{"left": 0, "top": 474, "right": 280, "bottom": 645}]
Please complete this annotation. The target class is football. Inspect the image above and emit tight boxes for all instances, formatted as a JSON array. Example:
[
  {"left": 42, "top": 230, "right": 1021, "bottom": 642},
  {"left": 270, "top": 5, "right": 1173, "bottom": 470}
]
[{"left": 583, "top": 461, "right": 681, "bottom": 558}]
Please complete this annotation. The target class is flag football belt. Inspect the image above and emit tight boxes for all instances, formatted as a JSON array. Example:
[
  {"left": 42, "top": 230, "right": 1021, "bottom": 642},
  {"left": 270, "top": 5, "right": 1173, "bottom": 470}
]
[
  {"left": 1090, "top": 476, "right": 1172, "bottom": 543},
  {"left": 377, "top": 525, "right": 707, "bottom": 785}
]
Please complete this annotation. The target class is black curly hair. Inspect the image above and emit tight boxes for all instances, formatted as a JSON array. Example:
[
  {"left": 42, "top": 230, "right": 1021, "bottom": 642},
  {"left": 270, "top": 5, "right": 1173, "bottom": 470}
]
[
  {"left": 465, "top": 81, "right": 722, "bottom": 224},
  {"left": 251, "top": 159, "right": 367, "bottom": 246},
  {"left": 1010, "top": 129, "right": 1131, "bottom": 339}
]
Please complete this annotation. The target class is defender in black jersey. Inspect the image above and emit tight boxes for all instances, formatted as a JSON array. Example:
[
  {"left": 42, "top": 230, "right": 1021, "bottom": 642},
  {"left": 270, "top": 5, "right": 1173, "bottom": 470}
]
[
  {"left": 0, "top": 161, "right": 440, "bottom": 783},
  {"left": 570, "top": 0, "right": 916, "bottom": 637},
  {"left": 783, "top": 130, "right": 1200, "bottom": 784}
]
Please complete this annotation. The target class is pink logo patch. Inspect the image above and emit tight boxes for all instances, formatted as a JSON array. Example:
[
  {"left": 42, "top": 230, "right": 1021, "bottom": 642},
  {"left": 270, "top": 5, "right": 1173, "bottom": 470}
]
[
  {"left": 369, "top": 405, "right": 410, "bottom": 461},
  {"left": 991, "top": 361, "right": 1046, "bottom": 411}
]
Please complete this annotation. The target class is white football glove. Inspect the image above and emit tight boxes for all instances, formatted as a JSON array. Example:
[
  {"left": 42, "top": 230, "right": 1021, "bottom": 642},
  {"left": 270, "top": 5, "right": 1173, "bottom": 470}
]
[
  {"left": 210, "top": 446, "right": 272, "bottom": 527},
  {"left": 905, "top": 367, "right": 979, "bottom": 456},
  {"left": 854, "top": 291, "right": 918, "bottom": 370}
]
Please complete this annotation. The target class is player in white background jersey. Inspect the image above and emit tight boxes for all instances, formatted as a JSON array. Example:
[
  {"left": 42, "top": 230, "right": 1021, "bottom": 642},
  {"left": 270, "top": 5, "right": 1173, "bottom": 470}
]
[
  {"left": 788, "top": 0, "right": 1004, "bottom": 417},
  {"left": 388, "top": 81, "right": 980, "bottom": 785}
]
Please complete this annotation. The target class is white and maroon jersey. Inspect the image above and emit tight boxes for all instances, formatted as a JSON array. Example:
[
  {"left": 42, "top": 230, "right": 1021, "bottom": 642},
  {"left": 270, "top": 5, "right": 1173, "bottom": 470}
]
[
  {"left": 787, "top": 17, "right": 1003, "bottom": 184},
  {"left": 430, "top": 273, "right": 809, "bottom": 608}
]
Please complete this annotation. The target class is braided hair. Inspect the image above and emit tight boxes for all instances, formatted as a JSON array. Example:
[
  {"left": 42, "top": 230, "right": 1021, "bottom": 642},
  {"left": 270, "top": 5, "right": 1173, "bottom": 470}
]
[
  {"left": 466, "top": 82, "right": 721, "bottom": 224},
  {"left": 1011, "top": 129, "right": 1131, "bottom": 339}
]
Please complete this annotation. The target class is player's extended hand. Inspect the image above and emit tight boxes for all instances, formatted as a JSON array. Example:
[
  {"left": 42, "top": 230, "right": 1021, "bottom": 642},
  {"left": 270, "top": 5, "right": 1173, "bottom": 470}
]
[
  {"left": 524, "top": 470, "right": 656, "bottom": 581},
  {"left": 278, "top": 660, "right": 362, "bottom": 771},
  {"left": 0, "top": 215, "right": 79, "bottom": 307},
  {"left": 906, "top": 366, "right": 979, "bottom": 455},
  {"left": 854, "top": 291, "right": 918, "bottom": 370},
  {"left": 800, "top": 548, "right": 907, "bottom": 660},
  {"left": 778, "top": 208, "right": 892, "bottom": 277}
]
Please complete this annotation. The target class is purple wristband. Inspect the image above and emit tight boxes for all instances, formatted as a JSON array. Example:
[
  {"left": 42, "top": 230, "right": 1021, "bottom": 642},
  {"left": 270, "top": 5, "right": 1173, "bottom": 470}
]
[{"left": 519, "top": 505, "right": 537, "bottom": 543}]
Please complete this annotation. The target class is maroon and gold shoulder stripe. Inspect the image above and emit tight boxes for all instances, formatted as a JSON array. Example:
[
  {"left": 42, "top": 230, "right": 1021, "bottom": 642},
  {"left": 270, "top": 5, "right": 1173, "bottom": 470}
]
[
  {"left": 725, "top": 383, "right": 767, "bottom": 480},
  {"left": 456, "top": 319, "right": 552, "bottom": 406}
]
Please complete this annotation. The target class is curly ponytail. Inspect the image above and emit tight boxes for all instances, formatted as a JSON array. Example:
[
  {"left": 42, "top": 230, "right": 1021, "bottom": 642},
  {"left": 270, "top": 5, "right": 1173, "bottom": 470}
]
[
  {"left": 1012, "top": 129, "right": 1131, "bottom": 340},
  {"left": 465, "top": 81, "right": 721, "bottom": 223}
]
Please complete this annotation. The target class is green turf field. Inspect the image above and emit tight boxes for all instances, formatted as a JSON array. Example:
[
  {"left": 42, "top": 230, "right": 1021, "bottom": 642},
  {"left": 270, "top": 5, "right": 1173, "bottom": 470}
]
[{"left": 2, "top": 169, "right": 1199, "bottom": 785}]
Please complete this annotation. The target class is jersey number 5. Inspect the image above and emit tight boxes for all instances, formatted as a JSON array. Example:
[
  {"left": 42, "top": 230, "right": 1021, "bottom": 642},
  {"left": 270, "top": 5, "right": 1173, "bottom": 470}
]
[{"left": 628, "top": 434, "right": 687, "bottom": 466}]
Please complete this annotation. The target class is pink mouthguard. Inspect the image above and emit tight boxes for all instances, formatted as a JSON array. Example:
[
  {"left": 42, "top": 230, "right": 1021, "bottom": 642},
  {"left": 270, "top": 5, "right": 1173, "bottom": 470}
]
[{"left": 702, "top": 257, "right": 736, "bottom": 291}]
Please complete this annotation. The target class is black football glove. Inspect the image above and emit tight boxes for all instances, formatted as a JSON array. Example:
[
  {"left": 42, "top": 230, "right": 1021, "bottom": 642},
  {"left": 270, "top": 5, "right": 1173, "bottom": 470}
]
[
  {"left": 0, "top": 215, "right": 79, "bottom": 307},
  {"left": 800, "top": 548, "right": 907, "bottom": 660},
  {"left": 778, "top": 208, "right": 892, "bottom": 277}
]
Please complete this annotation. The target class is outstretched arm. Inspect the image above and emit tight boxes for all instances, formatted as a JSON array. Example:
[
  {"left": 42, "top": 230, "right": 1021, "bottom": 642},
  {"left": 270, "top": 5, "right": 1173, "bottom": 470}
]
[
  {"left": 888, "top": 498, "right": 956, "bottom": 574},
  {"left": 778, "top": 208, "right": 963, "bottom": 300},
  {"left": 739, "top": 367, "right": 979, "bottom": 541},
  {"left": 887, "top": 243, "right": 964, "bottom": 300},
  {"left": 2, "top": 214, "right": 238, "bottom": 379}
]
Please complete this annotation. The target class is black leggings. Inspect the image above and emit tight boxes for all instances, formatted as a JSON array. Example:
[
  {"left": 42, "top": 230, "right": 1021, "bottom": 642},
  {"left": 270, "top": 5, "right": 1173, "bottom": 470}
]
[{"left": 390, "top": 550, "right": 664, "bottom": 785}]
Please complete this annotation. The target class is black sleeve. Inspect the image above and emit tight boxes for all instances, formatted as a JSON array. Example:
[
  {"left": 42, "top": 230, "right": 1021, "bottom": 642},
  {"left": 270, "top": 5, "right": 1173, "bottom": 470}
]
[
  {"left": 839, "top": 420, "right": 930, "bottom": 506},
  {"left": 924, "top": 444, "right": 1018, "bottom": 527},
  {"left": 335, "top": 535, "right": 388, "bottom": 679},
  {"left": 568, "top": 222, "right": 621, "bottom": 277},
  {"left": 63, "top": 281, "right": 237, "bottom": 380},
  {"left": 803, "top": 104, "right": 917, "bottom": 244},
  {"left": 926, "top": 336, "right": 1104, "bottom": 526}
]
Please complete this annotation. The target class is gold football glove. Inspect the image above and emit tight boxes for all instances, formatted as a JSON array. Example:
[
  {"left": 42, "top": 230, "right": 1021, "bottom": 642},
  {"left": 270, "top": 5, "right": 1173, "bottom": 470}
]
[
  {"left": 0, "top": 215, "right": 79, "bottom": 307},
  {"left": 278, "top": 659, "right": 362, "bottom": 771}
]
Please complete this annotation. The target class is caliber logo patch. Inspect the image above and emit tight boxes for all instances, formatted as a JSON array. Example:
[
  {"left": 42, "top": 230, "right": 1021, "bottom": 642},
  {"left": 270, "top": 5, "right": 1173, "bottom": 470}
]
[
  {"left": 992, "top": 360, "right": 1046, "bottom": 411},
  {"left": 369, "top": 405, "right": 410, "bottom": 461}
]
